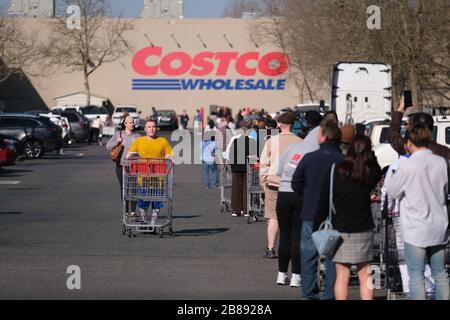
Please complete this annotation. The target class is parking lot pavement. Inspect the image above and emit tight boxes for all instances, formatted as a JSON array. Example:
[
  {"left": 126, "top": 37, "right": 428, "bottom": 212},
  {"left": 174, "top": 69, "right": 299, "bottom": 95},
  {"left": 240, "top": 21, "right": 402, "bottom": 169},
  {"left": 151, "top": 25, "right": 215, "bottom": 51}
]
[{"left": 0, "top": 136, "right": 386, "bottom": 300}]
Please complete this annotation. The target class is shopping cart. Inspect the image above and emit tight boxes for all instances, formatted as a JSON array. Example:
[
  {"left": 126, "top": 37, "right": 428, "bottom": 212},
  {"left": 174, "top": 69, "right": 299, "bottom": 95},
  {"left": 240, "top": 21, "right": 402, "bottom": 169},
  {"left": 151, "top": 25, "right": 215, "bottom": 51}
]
[
  {"left": 378, "top": 194, "right": 450, "bottom": 300},
  {"left": 381, "top": 229, "right": 450, "bottom": 300},
  {"left": 122, "top": 158, "right": 174, "bottom": 238},
  {"left": 99, "top": 126, "right": 115, "bottom": 146},
  {"left": 246, "top": 155, "right": 265, "bottom": 224},
  {"left": 218, "top": 159, "right": 232, "bottom": 213}
]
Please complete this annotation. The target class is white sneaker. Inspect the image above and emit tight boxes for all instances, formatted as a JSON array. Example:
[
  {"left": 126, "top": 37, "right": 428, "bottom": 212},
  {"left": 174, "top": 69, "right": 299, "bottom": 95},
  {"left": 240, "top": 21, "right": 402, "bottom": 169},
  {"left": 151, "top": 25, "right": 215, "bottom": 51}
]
[
  {"left": 150, "top": 209, "right": 159, "bottom": 226},
  {"left": 290, "top": 273, "right": 301, "bottom": 287},
  {"left": 276, "top": 272, "right": 289, "bottom": 285},
  {"left": 139, "top": 208, "right": 147, "bottom": 223}
]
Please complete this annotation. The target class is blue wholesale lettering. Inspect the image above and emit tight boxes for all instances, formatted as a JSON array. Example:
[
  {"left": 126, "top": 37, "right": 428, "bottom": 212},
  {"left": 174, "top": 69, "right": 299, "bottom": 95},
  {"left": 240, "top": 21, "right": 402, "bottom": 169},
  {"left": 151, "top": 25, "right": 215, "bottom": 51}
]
[{"left": 132, "top": 78, "right": 287, "bottom": 91}]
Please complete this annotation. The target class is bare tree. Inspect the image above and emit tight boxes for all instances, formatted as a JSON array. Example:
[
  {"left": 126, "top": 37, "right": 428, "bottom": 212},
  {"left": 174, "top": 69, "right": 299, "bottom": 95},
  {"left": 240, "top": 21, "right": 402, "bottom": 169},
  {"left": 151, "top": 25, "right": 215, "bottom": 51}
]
[
  {"left": 257, "top": 0, "right": 450, "bottom": 109},
  {"left": 0, "top": 7, "right": 47, "bottom": 83},
  {"left": 47, "top": 0, "right": 133, "bottom": 105}
]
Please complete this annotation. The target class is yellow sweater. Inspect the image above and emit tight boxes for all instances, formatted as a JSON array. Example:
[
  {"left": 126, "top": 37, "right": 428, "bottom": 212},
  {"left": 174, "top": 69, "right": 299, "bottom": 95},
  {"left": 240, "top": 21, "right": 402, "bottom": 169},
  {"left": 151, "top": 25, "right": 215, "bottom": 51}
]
[{"left": 128, "top": 136, "right": 173, "bottom": 158}]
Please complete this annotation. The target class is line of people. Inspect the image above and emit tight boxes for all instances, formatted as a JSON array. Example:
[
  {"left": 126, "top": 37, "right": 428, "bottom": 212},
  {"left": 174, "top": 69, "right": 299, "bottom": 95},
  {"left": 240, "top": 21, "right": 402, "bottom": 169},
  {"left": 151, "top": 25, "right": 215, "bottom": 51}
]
[
  {"left": 218, "top": 103, "right": 449, "bottom": 300},
  {"left": 269, "top": 103, "right": 450, "bottom": 300}
]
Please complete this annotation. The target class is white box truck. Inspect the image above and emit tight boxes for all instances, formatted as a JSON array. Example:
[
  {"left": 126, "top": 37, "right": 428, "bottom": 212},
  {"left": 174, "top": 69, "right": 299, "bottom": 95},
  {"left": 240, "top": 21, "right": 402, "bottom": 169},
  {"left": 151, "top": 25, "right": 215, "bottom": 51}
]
[{"left": 331, "top": 62, "right": 393, "bottom": 124}]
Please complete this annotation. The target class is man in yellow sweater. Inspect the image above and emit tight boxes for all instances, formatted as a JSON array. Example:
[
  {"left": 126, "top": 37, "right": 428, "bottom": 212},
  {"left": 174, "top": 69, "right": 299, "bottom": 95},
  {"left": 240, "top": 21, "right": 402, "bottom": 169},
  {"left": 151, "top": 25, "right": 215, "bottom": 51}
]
[
  {"left": 128, "top": 119, "right": 173, "bottom": 159},
  {"left": 127, "top": 118, "right": 173, "bottom": 223}
]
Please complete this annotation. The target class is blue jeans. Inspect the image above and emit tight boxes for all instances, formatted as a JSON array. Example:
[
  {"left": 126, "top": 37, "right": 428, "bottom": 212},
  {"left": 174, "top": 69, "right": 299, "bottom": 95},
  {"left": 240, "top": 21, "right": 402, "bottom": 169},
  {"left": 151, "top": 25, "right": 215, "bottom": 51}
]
[
  {"left": 202, "top": 162, "right": 218, "bottom": 189},
  {"left": 404, "top": 242, "right": 449, "bottom": 300},
  {"left": 300, "top": 220, "right": 336, "bottom": 300}
]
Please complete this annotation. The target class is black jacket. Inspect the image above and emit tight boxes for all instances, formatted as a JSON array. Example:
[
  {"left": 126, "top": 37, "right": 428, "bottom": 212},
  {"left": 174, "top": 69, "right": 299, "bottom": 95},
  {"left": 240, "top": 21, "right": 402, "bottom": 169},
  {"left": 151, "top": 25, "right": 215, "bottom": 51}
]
[
  {"left": 314, "top": 156, "right": 382, "bottom": 233},
  {"left": 388, "top": 111, "right": 450, "bottom": 159},
  {"left": 229, "top": 135, "right": 256, "bottom": 173}
]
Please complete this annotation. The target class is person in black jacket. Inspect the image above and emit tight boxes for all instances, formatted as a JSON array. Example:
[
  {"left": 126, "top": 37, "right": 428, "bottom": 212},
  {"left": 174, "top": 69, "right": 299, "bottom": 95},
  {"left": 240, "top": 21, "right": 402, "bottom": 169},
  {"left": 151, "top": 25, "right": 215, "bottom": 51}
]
[
  {"left": 291, "top": 120, "right": 343, "bottom": 300},
  {"left": 315, "top": 135, "right": 381, "bottom": 300},
  {"left": 227, "top": 121, "right": 257, "bottom": 216},
  {"left": 388, "top": 97, "right": 450, "bottom": 159}
]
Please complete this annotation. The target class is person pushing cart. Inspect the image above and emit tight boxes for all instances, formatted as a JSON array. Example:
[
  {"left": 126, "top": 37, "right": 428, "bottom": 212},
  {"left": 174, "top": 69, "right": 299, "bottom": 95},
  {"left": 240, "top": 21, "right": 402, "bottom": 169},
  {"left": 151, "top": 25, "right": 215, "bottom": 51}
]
[{"left": 123, "top": 118, "right": 173, "bottom": 237}]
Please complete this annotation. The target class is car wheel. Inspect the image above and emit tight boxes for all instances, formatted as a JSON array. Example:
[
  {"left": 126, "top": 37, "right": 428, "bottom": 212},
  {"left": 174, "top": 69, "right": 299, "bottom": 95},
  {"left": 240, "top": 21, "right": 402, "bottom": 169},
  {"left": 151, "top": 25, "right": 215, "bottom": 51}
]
[{"left": 24, "top": 139, "right": 43, "bottom": 159}]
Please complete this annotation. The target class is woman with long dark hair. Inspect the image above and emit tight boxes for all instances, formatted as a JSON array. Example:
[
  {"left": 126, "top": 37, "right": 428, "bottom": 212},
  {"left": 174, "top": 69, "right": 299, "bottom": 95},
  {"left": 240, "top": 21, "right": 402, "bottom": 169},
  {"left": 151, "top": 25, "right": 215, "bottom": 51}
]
[{"left": 314, "top": 135, "right": 381, "bottom": 300}]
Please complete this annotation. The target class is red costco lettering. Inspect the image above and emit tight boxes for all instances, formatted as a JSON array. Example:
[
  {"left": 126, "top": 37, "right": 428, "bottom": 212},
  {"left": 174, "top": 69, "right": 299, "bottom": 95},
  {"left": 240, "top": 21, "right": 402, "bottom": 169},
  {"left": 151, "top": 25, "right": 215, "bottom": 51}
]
[
  {"left": 259, "top": 52, "right": 288, "bottom": 76},
  {"left": 235, "top": 52, "right": 259, "bottom": 76},
  {"left": 132, "top": 46, "right": 162, "bottom": 75},
  {"left": 132, "top": 46, "right": 288, "bottom": 77},
  {"left": 191, "top": 52, "right": 215, "bottom": 76},
  {"left": 160, "top": 52, "right": 192, "bottom": 76}
]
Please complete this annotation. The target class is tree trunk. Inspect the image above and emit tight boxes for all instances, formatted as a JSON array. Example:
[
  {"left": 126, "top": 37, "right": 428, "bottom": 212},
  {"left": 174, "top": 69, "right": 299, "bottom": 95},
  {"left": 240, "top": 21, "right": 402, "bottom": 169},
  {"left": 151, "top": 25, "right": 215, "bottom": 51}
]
[
  {"left": 410, "top": 65, "right": 422, "bottom": 111},
  {"left": 84, "top": 65, "right": 91, "bottom": 106},
  {"left": 411, "top": 0, "right": 423, "bottom": 111}
]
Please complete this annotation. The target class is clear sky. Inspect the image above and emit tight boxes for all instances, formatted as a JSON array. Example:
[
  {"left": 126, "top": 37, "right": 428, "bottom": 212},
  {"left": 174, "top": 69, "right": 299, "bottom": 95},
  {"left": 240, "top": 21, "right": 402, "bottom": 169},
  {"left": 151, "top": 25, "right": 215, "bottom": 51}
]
[
  {"left": 1, "top": 0, "right": 230, "bottom": 18},
  {"left": 110, "top": 0, "right": 229, "bottom": 18}
]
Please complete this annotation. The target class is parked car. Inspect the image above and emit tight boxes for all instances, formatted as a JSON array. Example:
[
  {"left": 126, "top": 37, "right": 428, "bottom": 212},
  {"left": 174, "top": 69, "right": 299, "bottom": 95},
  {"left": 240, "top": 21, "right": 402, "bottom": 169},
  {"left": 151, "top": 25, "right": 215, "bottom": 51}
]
[
  {"left": 26, "top": 111, "right": 75, "bottom": 145},
  {"left": 0, "top": 134, "right": 18, "bottom": 166},
  {"left": 112, "top": 105, "right": 141, "bottom": 128},
  {"left": 0, "top": 133, "right": 23, "bottom": 155},
  {"left": 79, "top": 105, "right": 112, "bottom": 127},
  {"left": 0, "top": 114, "right": 62, "bottom": 159},
  {"left": 156, "top": 110, "right": 178, "bottom": 130},
  {"left": 51, "top": 105, "right": 81, "bottom": 113},
  {"left": 290, "top": 103, "right": 330, "bottom": 136},
  {"left": 60, "top": 111, "right": 90, "bottom": 142},
  {"left": 373, "top": 115, "right": 445, "bottom": 169}
]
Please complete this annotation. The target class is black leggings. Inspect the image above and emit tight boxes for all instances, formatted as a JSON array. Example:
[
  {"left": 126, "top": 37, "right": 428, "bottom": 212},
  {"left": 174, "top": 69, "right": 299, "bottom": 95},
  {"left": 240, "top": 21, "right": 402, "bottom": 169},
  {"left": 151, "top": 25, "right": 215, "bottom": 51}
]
[
  {"left": 115, "top": 164, "right": 137, "bottom": 213},
  {"left": 276, "top": 192, "right": 302, "bottom": 274}
]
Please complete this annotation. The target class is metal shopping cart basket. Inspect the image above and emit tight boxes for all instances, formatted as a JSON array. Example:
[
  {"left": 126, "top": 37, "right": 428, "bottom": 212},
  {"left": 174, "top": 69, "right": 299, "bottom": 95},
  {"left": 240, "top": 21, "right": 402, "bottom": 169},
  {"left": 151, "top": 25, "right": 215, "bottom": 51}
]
[
  {"left": 246, "top": 155, "right": 265, "bottom": 224},
  {"left": 98, "top": 126, "right": 116, "bottom": 146},
  {"left": 122, "top": 157, "right": 174, "bottom": 238},
  {"left": 218, "top": 158, "right": 232, "bottom": 213}
]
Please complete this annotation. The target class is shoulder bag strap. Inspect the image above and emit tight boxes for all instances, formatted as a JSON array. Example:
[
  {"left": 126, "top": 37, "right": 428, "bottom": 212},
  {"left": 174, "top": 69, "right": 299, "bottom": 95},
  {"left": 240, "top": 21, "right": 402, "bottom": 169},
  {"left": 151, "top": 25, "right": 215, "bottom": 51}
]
[
  {"left": 328, "top": 163, "right": 337, "bottom": 221},
  {"left": 117, "top": 130, "right": 122, "bottom": 146}
]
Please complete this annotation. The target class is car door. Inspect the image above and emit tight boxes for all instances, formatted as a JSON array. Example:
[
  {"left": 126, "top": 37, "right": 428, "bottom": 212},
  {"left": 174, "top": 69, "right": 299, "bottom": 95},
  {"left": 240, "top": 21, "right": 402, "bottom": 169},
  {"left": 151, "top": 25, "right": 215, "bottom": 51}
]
[{"left": 0, "top": 118, "right": 31, "bottom": 141}]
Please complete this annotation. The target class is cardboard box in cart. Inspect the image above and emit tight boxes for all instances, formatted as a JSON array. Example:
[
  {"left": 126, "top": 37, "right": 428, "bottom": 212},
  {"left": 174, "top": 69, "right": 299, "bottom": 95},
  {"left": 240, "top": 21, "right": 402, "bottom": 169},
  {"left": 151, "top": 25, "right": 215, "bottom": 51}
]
[{"left": 331, "top": 62, "right": 393, "bottom": 124}]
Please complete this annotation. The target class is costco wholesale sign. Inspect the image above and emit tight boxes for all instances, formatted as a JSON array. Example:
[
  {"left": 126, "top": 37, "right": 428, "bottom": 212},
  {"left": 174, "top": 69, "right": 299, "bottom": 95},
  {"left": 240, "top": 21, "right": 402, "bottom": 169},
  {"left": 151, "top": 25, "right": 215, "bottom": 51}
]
[{"left": 132, "top": 46, "right": 289, "bottom": 91}]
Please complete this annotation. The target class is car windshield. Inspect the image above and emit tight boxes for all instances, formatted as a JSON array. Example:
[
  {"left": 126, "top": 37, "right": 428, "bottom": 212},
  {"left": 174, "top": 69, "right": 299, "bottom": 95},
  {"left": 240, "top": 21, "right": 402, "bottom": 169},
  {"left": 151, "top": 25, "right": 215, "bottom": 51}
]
[
  {"left": 116, "top": 107, "right": 136, "bottom": 113},
  {"left": 62, "top": 113, "right": 80, "bottom": 122},
  {"left": 379, "top": 125, "right": 437, "bottom": 144},
  {"left": 81, "top": 107, "right": 107, "bottom": 115},
  {"left": 38, "top": 117, "right": 59, "bottom": 128},
  {"left": 158, "top": 111, "right": 175, "bottom": 117}
]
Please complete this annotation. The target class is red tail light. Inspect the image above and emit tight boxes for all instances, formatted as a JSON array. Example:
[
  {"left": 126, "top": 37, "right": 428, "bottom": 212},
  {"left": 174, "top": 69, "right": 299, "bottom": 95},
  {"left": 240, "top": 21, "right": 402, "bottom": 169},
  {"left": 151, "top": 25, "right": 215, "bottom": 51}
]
[
  {"left": 47, "top": 127, "right": 57, "bottom": 133},
  {"left": 80, "top": 122, "right": 87, "bottom": 128}
]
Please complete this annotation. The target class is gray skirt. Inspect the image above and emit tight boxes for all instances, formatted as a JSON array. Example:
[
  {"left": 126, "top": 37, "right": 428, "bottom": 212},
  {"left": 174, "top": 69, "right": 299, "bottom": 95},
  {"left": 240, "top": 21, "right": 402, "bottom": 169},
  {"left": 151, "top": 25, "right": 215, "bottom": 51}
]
[{"left": 333, "top": 231, "right": 374, "bottom": 264}]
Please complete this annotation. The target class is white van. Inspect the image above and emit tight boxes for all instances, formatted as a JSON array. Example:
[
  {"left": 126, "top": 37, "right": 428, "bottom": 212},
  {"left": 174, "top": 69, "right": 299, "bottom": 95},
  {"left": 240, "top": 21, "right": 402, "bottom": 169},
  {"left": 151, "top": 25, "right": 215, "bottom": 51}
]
[
  {"left": 373, "top": 115, "right": 450, "bottom": 169},
  {"left": 331, "top": 62, "right": 392, "bottom": 124}
]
